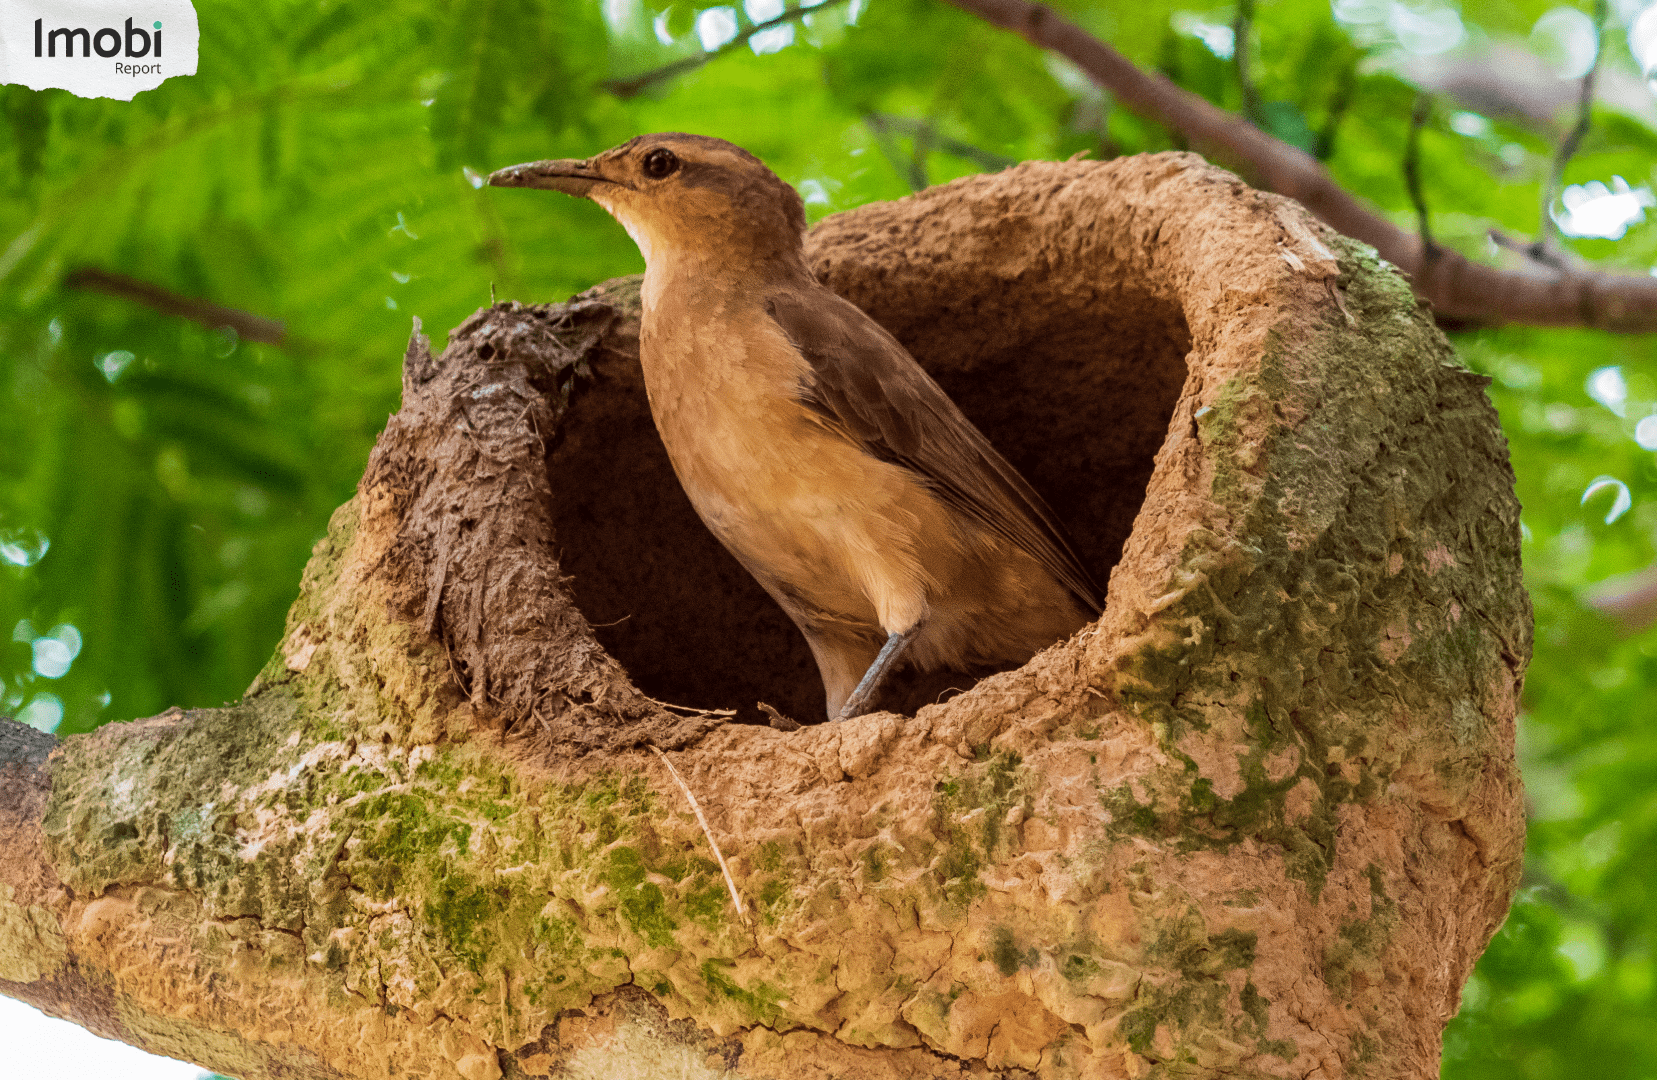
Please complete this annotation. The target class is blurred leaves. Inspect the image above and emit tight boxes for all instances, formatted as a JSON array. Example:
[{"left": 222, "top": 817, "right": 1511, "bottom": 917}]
[{"left": 3, "top": 0, "right": 1657, "bottom": 1075}]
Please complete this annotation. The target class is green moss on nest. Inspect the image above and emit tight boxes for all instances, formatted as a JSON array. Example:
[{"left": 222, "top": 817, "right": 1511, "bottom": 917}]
[
  {"left": 927, "top": 751, "right": 1026, "bottom": 908},
  {"left": 1322, "top": 863, "right": 1398, "bottom": 998},
  {"left": 1118, "top": 982, "right": 1229, "bottom": 1056},
  {"left": 699, "top": 960, "right": 785, "bottom": 1025},
  {"left": 1097, "top": 690, "right": 1363, "bottom": 902},
  {"left": 602, "top": 846, "right": 678, "bottom": 949},
  {"left": 44, "top": 693, "right": 763, "bottom": 1026},
  {"left": 989, "top": 926, "right": 1039, "bottom": 977}
]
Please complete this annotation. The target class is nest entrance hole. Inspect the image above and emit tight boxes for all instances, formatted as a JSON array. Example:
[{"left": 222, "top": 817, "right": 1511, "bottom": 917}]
[{"left": 545, "top": 291, "right": 1190, "bottom": 724}]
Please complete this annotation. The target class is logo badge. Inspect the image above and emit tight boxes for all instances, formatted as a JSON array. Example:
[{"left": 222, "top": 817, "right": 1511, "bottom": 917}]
[{"left": 0, "top": 0, "right": 198, "bottom": 100}]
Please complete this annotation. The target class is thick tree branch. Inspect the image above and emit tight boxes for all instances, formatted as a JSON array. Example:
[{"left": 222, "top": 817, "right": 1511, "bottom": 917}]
[
  {"left": 942, "top": 0, "right": 1657, "bottom": 331},
  {"left": 64, "top": 267, "right": 287, "bottom": 345},
  {"left": 604, "top": 0, "right": 851, "bottom": 99}
]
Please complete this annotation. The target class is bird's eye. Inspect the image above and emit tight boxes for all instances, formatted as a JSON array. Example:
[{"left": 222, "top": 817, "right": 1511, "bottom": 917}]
[{"left": 642, "top": 148, "right": 679, "bottom": 180}]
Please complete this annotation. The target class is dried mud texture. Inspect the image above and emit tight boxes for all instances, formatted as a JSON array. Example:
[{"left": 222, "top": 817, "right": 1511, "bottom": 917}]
[{"left": 0, "top": 153, "right": 1528, "bottom": 1080}]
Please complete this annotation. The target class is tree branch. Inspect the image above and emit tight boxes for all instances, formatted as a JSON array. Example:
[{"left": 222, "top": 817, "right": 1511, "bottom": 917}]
[
  {"left": 1231, "top": 0, "right": 1262, "bottom": 125},
  {"left": 1490, "top": 227, "right": 1574, "bottom": 272},
  {"left": 866, "top": 113, "right": 929, "bottom": 191},
  {"left": 865, "top": 112, "right": 1019, "bottom": 177},
  {"left": 1404, "top": 94, "right": 1439, "bottom": 258},
  {"left": 940, "top": 0, "right": 1657, "bottom": 332},
  {"left": 64, "top": 267, "right": 287, "bottom": 345},
  {"left": 604, "top": 0, "right": 852, "bottom": 99},
  {"left": 1536, "top": 0, "right": 1609, "bottom": 258},
  {"left": 1583, "top": 559, "right": 1657, "bottom": 630},
  {"left": 1312, "top": 61, "right": 1358, "bottom": 161}
]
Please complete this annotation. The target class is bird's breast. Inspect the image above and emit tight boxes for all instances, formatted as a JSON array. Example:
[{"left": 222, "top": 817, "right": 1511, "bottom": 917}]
[{"left": 642, "top": 322, "right": 866, "bottom": 530}]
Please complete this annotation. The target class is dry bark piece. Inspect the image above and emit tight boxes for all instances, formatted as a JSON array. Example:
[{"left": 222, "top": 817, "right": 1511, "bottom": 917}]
[{"left": 0, "top": 153, "right": 1528, "bottom": 1080}]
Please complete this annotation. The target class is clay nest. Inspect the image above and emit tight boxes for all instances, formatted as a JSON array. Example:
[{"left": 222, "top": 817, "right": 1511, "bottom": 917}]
[{"left": 24, "top": 152, "right": 1529, "bottom": 1078}]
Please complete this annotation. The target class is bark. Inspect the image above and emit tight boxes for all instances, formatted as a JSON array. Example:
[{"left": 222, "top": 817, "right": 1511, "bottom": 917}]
[{"left": 0, "top": 154, "right": 1529, "bottom": 1080}]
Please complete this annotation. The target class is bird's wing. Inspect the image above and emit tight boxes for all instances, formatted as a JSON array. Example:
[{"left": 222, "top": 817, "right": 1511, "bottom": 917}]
[{"left": 765, "top": 289, "right": 1103, "bottom": 613}]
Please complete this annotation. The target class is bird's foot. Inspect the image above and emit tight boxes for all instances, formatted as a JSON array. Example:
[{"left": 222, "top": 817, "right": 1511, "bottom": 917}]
[{"left": 835, "top": 626, "right": 919, "bottom": 721}]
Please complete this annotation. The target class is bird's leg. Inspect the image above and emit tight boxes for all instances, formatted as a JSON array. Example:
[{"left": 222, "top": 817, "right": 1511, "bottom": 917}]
[{"left": 836, "top": 626, "right": 920, "bottom": 721}]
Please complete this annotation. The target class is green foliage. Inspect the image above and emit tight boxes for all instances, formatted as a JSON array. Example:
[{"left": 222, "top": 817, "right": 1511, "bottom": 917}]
[{"left": 2, "top": 0, "right": 1657, "bottom": 1074}]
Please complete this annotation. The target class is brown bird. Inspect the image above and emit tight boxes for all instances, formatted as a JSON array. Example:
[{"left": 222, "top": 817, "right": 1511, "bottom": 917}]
[{"left": 490, "top": 134, "right": 1101, "bottom": 720}]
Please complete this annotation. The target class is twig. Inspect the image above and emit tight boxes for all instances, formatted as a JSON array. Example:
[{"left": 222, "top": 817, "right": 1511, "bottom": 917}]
[
  {"left": 910, "top": 122, "right": 935, "bottom": 190},
  {"left": 865, "top": 113, "right": 931, "bottom": 192},
  {"left": 64, "top": 267, "right": 286, "bottom": 344},
  {"left": 1313, "top": 61, "right": 1357, "bottom": 161},
  {"left": 937, "top": 0, "right": 1657, "bottom": 331},
  {"left": 1536, "top": 0, "right": 1608, "bottom": 258},
  {"left": 642, "top": 693, "right": 737, "bottom": 717},
  {"left": 1489, "top": 228, "right": 1572, "bottom": 272},
  {"left": 1155, "top": 27, "right": 1191, "bottom": 152},
  {"left": 604, "top": 0, "right": 853, "bottom": 98},
  {"left": 1231, "top": 0, "right": 1261, "bottom": 125},
  {"left": 865, "top": 113, "right": 1018, "bottom": 172},
  {"left": 1404, "top": 94, "right": 1438, "bottom": 258},
  {"left": 648, "top": 745, "right": 748, "bottom": 923},
  {"left": 757, "top": 702, "right": 801, "bottom": 731}
]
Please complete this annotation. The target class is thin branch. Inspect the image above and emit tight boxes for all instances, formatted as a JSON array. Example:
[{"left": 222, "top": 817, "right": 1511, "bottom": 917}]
[
  {"left": 1231, "top": 0, "right": 1262, "bottom": 125},
  {"left": 910, "top": 121, "right": 935, "bottom": 189},
  {"left": 641, "top": 693, "right": 736, "bottom": 717},
  {"left": 938, "top": 0, "right": 1657, "bottom": 332},
  {"left": 1155, "top": 28, "right": 1191, "bottom": 152},
  {"left": 865, "top": 113, "right": 930, "bottom": 192},
  {"left": 866, "top": 113, "right": 1019, "bottom": 173},
  {"left": 1536, "top": 0, "right": 1609, "bottom": 256},
  {"left": 604, "top": 0, "right": 852, "bottom": 99},
  {"left": 1490, "top": 228, "right": 1572, "bottom": 272},
  {"left": 1313, "top": 61, "right": 1357, "bottom": 161},
  {"left": 1404, "top": 94, "right": 1438, "bottom": 258},
  {"left": 64, "top": 267, "right": 286, "bottom": 345},
  {"left": 648, "top": 745, "right": 747, "bottom": 924}
]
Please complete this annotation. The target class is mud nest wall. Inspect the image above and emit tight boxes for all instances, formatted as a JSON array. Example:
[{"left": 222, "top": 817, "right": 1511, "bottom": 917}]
[{"left": 1, "top": 152, "right": 1530, "bottom": 1080}]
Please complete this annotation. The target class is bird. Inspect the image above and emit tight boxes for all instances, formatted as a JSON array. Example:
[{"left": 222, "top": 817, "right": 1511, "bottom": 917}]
[{"left": 489, "top": 134, "right": 1102, "bottom": 721}]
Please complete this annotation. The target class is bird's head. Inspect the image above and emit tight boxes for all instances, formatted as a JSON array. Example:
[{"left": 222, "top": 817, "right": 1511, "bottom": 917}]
[{"left": 489, "top": 134, "right": 808, "bottom": 268}]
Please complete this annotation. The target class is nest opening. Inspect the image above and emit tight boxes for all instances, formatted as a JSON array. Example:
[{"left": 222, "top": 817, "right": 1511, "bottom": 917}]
[{"left": 545, "top": 290, "right": 1190, "bottom": 724}]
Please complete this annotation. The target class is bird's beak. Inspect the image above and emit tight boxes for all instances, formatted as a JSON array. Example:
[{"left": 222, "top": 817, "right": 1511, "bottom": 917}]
[{"left": 487, "top": 158, "right": 607, "bottom": 198}]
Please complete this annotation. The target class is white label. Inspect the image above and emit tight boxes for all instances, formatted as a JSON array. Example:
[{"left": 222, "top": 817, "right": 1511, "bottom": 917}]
[{"left": 0, "top": 0, "right": 198, "bottom": 101}]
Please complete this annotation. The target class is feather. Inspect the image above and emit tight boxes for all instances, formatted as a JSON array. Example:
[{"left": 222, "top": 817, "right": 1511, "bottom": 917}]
[{"left": 765, "top": 289, "right": 1103, "bottom": 614}]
